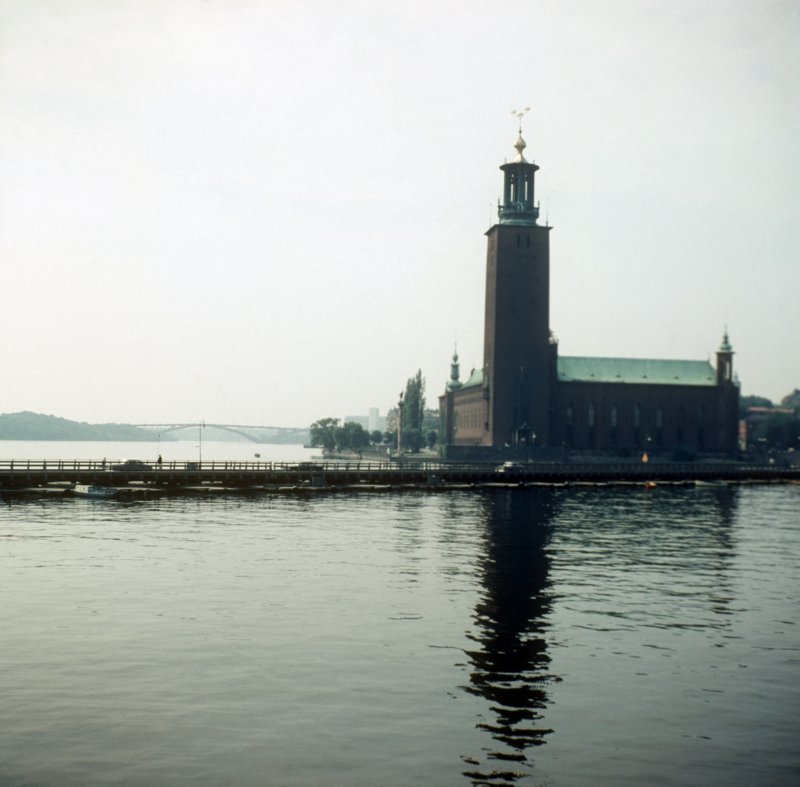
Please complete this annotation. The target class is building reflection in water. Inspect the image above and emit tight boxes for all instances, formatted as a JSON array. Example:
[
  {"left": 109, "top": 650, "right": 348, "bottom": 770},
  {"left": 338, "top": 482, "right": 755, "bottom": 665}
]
[
  {"left": 458, "top": 484, "right": 740, "bottom": 784},
  {"left": 461, "top": 488, "right": 560, "bottom": 784}
]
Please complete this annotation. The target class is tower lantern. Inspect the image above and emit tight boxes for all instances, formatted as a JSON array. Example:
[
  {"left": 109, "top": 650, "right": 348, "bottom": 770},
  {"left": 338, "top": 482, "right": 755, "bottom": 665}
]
[{"left": 498, "top": 108, "right": 539, "bottom": 226}]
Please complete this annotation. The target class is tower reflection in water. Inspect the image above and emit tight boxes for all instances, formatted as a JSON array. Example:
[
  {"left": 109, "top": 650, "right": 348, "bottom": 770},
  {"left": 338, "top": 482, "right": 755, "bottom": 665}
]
[{"left": 461, "top": 488, "right": 560, "bottom": 783}]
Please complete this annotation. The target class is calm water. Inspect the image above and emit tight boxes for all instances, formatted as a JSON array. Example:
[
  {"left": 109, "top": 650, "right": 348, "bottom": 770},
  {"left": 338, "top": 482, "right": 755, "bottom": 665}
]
[{"left": 1, "top": 443, "right": 798, "bottom": 785}]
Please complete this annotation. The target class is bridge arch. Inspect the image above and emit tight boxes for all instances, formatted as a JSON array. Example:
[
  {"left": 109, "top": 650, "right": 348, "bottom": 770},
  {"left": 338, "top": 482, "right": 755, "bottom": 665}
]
[{"left": 157, "top": 424, "right": 260, "bottom": 443}]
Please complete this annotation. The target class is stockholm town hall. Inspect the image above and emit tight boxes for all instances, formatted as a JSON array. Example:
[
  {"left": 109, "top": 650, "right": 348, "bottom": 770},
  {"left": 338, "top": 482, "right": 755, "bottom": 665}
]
[{"left": 439, "top": 123, "right": 739, "bottom": 459}]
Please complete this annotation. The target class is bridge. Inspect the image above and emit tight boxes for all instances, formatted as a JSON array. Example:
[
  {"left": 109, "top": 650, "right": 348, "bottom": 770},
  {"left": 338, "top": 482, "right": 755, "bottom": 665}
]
[
  {"left": 134, "top": 423, "right": 310, "bottom": 444},
  {"left": 0, "top": 458, "right": 797, "bottom": 495}
]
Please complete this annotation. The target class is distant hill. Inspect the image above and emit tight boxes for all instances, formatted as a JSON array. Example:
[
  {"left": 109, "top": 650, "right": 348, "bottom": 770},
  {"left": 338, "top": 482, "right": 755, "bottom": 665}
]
[{"left": 0, "top": 411, "right": 172, "bottom": 441}]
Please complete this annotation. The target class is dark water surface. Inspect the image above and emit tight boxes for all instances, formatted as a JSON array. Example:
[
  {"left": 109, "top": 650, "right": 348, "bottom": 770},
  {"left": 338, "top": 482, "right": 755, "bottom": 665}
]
[{"left": 1, "top": 484, "right": 798, "bottom": 786}]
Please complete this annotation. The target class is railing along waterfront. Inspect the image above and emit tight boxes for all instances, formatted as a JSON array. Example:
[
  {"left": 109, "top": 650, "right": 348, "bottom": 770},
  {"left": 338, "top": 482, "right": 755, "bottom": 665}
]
[{"left": 0, "top": 458, "right": 798, "bottom": 491}]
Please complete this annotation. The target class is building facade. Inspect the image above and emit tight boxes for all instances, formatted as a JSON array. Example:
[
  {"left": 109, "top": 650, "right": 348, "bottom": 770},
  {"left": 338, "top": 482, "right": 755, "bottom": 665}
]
[{"left": 439, "top": 129, "right": 739, "bottom": 458}]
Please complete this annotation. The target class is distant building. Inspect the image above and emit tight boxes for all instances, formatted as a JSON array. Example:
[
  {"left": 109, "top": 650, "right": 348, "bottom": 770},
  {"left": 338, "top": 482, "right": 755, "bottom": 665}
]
[
  {"left": 343, "top": 409, "right": 386, "bottom": 434},
  {"left": 440, "top": 128, "right": 739, "bottom": 458},
  {"left": 368, "top": 408, "right": 383, "bottom": 433},
  {"left": 741, "top": 406, "right": 797, "bottom": 449}
]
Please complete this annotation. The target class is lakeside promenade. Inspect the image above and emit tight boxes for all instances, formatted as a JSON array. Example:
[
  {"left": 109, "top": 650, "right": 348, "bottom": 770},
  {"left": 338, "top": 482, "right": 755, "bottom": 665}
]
[{"left": 1, "top": 457, "right": 798, "bottom": 494}]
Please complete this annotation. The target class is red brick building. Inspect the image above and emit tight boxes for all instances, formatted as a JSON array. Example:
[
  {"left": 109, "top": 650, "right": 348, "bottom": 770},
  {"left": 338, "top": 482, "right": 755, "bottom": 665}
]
[{"left": 439, "top": 129, "right": 739, "bottom": 458}]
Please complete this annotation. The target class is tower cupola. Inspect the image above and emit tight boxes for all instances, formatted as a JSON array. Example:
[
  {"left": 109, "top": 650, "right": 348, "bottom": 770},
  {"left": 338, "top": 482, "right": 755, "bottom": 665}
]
[
  {"left": 498, "top": 108, "right": 540, "bottom": 226},
  {"left": 447, "top": 347, "right": 463, "bottom": 390},
  {"left": 716, "top": 329, "right": 735, "bottom": 384}
]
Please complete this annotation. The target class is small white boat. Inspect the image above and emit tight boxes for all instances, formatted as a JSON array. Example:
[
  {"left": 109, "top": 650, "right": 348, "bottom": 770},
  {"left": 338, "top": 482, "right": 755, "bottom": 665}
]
[{"left": 72, "top": 484, "right": 117, "bottom": 499}]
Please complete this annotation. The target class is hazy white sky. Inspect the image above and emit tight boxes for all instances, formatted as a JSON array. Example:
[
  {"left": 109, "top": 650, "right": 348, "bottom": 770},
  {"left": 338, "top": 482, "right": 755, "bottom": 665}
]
[{"left": 2, "top": 0, "right": 798, "bottom": 427}]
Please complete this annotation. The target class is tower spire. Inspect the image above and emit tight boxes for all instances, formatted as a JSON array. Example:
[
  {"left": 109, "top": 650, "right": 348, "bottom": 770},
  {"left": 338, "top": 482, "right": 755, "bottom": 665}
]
[
  {"left": 447, "top": 344, "right": 463, "bottom": 390},
  {"left": 716, "top": 328, "right": 734, "bottom": 384},
  {"left": 510, "top": 106, "right": 531, "bottom": 163}
]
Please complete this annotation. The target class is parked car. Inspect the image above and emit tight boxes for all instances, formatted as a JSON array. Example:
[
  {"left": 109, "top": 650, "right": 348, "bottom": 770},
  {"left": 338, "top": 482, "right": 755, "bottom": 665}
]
[
  {"left": 496, "top": 461, "right": 525, "bottom": 473},
  {"left": 111, "top": 459, "right": 149, "bottom": 471}
]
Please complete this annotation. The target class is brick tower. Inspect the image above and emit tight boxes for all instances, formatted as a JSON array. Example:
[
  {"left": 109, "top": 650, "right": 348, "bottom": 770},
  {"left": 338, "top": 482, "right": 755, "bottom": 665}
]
[{"left": 482, "top": 120, "right": 553, "bottom": 448}]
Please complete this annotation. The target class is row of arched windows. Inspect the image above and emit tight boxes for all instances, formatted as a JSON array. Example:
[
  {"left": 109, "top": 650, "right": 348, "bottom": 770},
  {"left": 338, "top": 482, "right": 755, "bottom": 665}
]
[
  {"left": 508, "top": 171, "right": 532, "bottom": 204},
  {"left": 564, "top": 402, "right": 706, "bottom": 425},
  {"left": 454, "top": 407, "right": 483, "bottom": 433},
  {"left": 563, "top": 402, "right": 708, "bottom": 449}
]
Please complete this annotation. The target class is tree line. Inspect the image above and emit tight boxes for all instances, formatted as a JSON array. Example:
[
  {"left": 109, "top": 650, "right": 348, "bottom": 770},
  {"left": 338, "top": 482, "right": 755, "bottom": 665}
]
[
  {"left": 741, "top": 392, "right": 800, "bottom": 451},
  {"left": 310, "top": 370, "right": 439, "bottom": 454}
]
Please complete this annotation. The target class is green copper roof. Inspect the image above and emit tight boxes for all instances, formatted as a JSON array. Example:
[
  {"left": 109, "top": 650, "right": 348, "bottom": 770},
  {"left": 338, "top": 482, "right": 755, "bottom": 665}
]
[
  {"left": 558, "top": 356, "right": 717, "bottom": 386},
  {"left": 458, "top": 368, "right": 484, "bottom": 389},
  {"left": 449, "top": 357, "right": 718, "bottom": 391}
]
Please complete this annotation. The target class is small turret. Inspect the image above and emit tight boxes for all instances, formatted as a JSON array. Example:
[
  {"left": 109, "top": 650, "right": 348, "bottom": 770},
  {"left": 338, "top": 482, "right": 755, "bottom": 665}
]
[
  {"left": 716, "top": 329, "right": 734, "bottom": 384},
  {"left": 446, "top": 347, "right": 463, "bottom": 391}
]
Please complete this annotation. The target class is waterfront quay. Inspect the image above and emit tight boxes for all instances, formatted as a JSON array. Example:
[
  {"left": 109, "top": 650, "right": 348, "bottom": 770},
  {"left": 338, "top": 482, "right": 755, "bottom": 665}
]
[{"left": 1, "top": 458, "right": 798, "bottom": 494}]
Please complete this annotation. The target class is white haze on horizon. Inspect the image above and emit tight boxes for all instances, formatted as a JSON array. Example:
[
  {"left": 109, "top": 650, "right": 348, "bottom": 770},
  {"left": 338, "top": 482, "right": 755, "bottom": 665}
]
[{"left": 2, "top": 0, "right": 798, "bottom": 428}]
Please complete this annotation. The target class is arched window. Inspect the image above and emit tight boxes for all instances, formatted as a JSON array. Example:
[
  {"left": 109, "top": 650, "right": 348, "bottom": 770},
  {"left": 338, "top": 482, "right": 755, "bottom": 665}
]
[
  {"left": 676, "top": 404, "right": 685, "bottom": 443},
  {"left": 697, "top": 405, "right": 705, "bottom": 450},
  {"left": 587, "top": 403, "right": 596, "bottom": 448},
  {"left": 610, "top": 403, "right": 618, "bottom": 448},
  {"left": 655, "top": 405, "right": 664, "bottom": 448},
  {"left": 564, "top": 403, "right": 574, "bottom": 446}
]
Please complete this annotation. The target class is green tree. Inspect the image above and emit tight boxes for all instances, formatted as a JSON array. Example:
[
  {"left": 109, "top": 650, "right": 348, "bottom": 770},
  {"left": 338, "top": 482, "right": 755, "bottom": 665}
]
[
  {"left": 337, "top": 421, "right": 369, "bottom": 451},
  {"left": 333, "top": 424, "right": 348, "bottom": 451},
  {"left": 403, "top": 370, "right": 425, "bottom": 432},
  {"left": 402, "top": 427, "right": 424, "bottom": 453},
  {"left": 322, "top": 420, "right": 370, "bottom": 452},
  {"left": 385, "top": 407, "right": 399, "bottom": 436},
  {"left": 757, "top": 413, "right": 800, "bottom": 450},
  {"left": 739, "top": 395, "right": 774, "bottom": 418},
  {"left": 349, "top": 422, "right": 370, "bottom": 450},
  {"left": 309, "top": 417, "right": 339, "bottom": 453}
]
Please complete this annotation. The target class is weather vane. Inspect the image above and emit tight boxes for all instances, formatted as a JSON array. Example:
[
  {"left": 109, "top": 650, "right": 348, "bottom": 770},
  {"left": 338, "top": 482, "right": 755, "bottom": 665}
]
[{"left": 511, "top": 106, "right": 532, "bottom": 133}]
